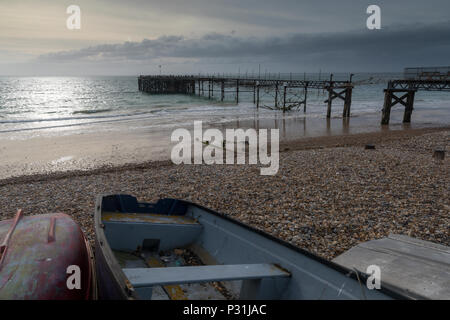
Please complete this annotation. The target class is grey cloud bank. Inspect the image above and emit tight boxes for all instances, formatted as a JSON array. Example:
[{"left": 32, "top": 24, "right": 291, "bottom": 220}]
[
  {"left": 2, "top": 0, "right": 450, "bottom": 75},
  {"left": 34, "top": 22, "right": 450, "bottom": 74}
]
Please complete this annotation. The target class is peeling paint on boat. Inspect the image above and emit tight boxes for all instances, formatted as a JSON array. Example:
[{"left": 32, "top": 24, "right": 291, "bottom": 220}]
[{"left": 0, "top": 213, "right": 94, "bottom": 299}]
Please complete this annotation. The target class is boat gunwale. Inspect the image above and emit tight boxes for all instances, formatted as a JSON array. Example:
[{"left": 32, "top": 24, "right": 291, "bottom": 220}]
[
  {"left": 95, "top": 196, "right": 138, "bottom": 300},
  {"left": 94, "top": 193, "right": 419, "bottom": 300}
]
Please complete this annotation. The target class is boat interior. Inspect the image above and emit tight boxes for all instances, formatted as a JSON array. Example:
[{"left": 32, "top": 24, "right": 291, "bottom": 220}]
[{"left": 95, "top": 194, "right": 401, "bottom": 300}]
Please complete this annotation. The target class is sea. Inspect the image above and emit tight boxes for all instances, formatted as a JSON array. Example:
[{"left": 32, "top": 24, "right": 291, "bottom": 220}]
[{"left": 0, "top": 74, "right": 449, "bottom": 140}]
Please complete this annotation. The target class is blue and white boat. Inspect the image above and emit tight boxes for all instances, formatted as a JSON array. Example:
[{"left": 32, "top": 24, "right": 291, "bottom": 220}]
[{"left": 94, "top": 194, "right": 411, "bottom": 300}]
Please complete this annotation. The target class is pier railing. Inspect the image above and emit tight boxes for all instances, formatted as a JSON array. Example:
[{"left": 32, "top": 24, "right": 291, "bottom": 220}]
[
  {"left": 143, "top": 72, "right": 353, "bottom": 81},
  {"left": 404, "top": 67, "right": 450, "bottom": 81},
  {"left": 388, "top": 79, "right": 450, "bottom": 91}
]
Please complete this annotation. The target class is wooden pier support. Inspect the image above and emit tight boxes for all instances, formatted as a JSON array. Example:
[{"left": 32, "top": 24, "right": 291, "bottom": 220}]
[
  {"left": 208, "top": 80, "right": 211, "bottom": 99},
  {"left": 342, "top": 87, "right": 352, "bottom": 117},
  {"left": 303, "top": 86, "right": 308, "bottom": 113},
  {"left": 326, "top": 84, "right": 333, "bottom": 118},
  {"left": 380, "top": 77, "right": 450, "bottom": 124},
  {"left": 256, "top": 83, "right": 260, "bottom": 108},
  {"left": 381, "top": 88, "right": 416, "bottom": 125},
  {"left": 403, "top": 90, "right": 415, "bottom": 123},
  {"left": 275, "top": 82, "right": 279, "bottom": 110},
  {"left": 325, "top": 84, "right": 353, "bottom": 118},
  {"left": 253, "top": 85, "right": 256, "bottom": 104},
  {"left": 381, "top": 90, "right": 392, "bottom": 125},
  {"left": 221, "top": 80, "right": 225, "bottom": 101},
  {"left": 327, "top": 75, "right": 334, "bottom": 118}
]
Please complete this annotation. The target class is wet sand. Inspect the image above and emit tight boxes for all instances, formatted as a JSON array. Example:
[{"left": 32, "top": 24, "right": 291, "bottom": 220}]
[
  {"left": 0, "top": 130, "right": 171, "bottom": 179},
  {"left": 1, "top": 110, "right": 448, "bottom": 179}
]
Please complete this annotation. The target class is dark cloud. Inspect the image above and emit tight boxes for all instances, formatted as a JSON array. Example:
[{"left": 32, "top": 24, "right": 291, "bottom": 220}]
[
  {"left": 36, "top": 21, "right": 450, "bottom": 72},
  {"left": 102, "top": 0, "right": 450, "bottom": 34},
  {"left": 3, "top": 0, "right": 450, "bottom": 75}
]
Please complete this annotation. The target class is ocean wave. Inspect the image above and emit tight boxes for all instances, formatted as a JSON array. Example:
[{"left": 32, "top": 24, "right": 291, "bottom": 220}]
[
  {"left": 0, "top": 112, "right": 160, "bottom": 133},
  {"left": 0, "top": 111, "right": 153, "bottom": 124},
  {"left": 72, "top": 108, "right": 113, "bottom": 115}
]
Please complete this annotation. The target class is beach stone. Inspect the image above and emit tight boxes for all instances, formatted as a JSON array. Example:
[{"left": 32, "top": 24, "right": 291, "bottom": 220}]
[{"left": 0, "top": 129, "right": 448, "bottom": 262}]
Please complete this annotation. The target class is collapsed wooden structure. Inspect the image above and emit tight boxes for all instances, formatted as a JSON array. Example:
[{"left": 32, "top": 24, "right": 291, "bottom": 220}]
[
  {"left": 138, "top": 75, "right": 354, "bottom": 117},
  {"left": 381, "top": 79, "right": 450, "bottom": 124},
  {"left": 381, "top": 67, "right": 450, "bottom": 124}
]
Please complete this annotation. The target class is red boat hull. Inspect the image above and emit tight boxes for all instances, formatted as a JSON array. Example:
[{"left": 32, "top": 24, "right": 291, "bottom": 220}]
[{"left": 0, "top": 212, "right": 95, "bottom": 300}]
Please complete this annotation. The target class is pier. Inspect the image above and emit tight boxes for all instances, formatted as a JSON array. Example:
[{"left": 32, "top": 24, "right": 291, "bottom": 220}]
[
  {"left": 381, "top": 67, "right": 450, "bottom": 124},
  {"left": 138, "top": 68, "right": 449, "bottom": 125},
  {"left": 138, "top": 74, "right": 354, "bottom": 117}
]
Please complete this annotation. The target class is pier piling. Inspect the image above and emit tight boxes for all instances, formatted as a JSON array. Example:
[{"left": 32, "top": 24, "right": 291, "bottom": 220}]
[
  {"left": 326, "top": 86, "right": 333, "bottom": 118},
  {"left": 236, "top": 79, "right": 239, "bottom": 103},
  {"left": 303, "top": 86, "right": 308, "bottom": 113},
  {"left": 221, "top": 81, "right": 225, "bottom": 101},
  {"left": 343, "top": 87, "right": 352, "bottom": 117},
  {"left": 256, "top": 83, "right": 260, "bottom": 108}
]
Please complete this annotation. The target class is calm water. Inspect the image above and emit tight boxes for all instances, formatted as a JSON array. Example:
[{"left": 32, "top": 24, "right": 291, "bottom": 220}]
[{"left": 0, "top": 75, "right": 449, "bottom": 139}]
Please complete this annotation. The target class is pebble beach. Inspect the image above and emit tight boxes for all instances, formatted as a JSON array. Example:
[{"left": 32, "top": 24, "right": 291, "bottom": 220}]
[{"left": 0, "top": 127, "right": 448, "bottom": 260}]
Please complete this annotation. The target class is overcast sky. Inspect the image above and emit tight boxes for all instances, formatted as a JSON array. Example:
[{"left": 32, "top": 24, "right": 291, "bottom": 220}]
[{"left": 1, "top": 0, "right": 449, "bottom": 75}]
